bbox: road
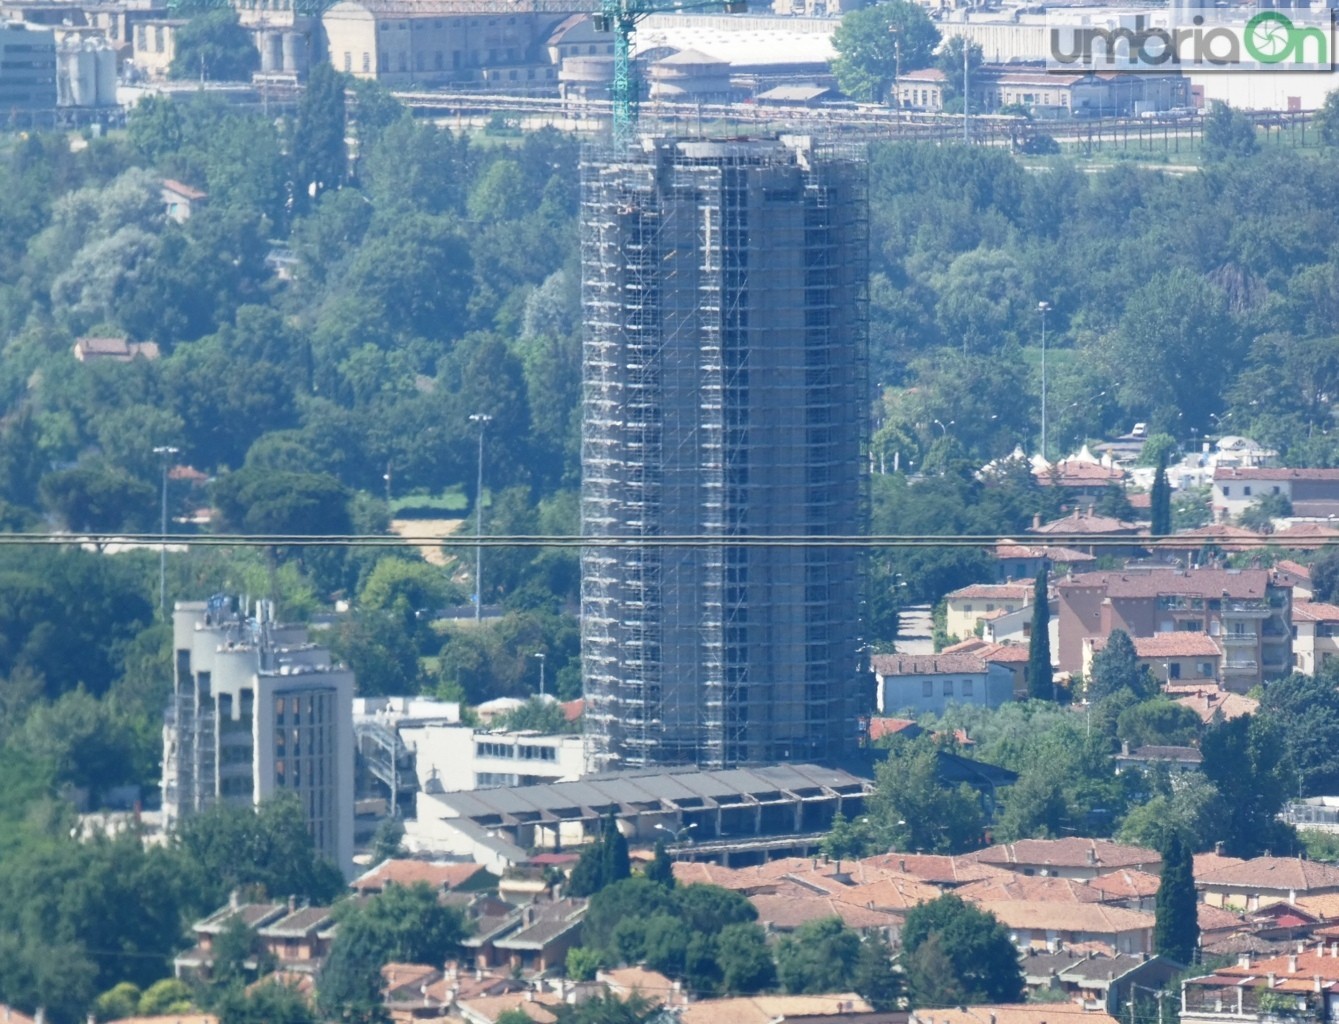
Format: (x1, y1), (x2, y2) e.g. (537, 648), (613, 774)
(897, 604), (935, 656)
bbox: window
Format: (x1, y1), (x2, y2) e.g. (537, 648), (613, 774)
(362, 52), (370, 71)
(922, 680), (933, 697)
(1273, 486), (1280, 495)
(962, 678), (974, 696)
(1244, 486), (1253, 496)
(962, 604), (973, 613)
(343, 51), (351, 71)
(1168, 663), (1181, 679)
(943, 680), (954, 696)
(1199, 661), (1214, 677)
(1223, 487), (1231, 496)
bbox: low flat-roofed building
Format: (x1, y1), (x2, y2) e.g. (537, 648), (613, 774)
(871, 653), (1016, 715)
(409, 763), (872, 873)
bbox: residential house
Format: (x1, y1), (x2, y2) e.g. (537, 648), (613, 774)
(1114, 743), (1203, 775)
(1055, 568), (1292, 691)
(911, 1007), (1117, 1024)
(954, 873), (1105, 906)
(352, 858), (486, 895)
(1197, 857), (1339, 911)
(1292, 601), (1339, 675)
(941, 640), (1035, 699)
(1086, 869), (1161, 912)
(992, 541), (1095, 584)
(860, 852), (1010, 889)
(1180, 945), (1339, 1024)
(1167, 685), (1258, 726)
(597, 967), (685, 1009)
(870, 653), (1016, 714)
(1081, 632), (1222, 686)
(679, 995), (878, 1024)
(1036, 452), (1128, 507)
(1021, 950), (1184, 1011)
(944, 583), (1034, 642)
(1272, 523), (1339, 550)
(490, 898), (586, 974)
(972, 899), (1155, 954)
(1028, 509), (1143, 558)
(750, 892), (904, 937)
(257, 902), (337, 970)
(163, 179), (207, 222)
(174, 897), (324, 979)
(72, 336), (160, 363)
(1214, 468), (1339, 522)
(965, 838), (1161, 881)
(456, 990), (561, 1024)
(1276, 560), (1314, 600)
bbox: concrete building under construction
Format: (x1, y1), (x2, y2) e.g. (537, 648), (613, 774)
(580, 135), (868, 771)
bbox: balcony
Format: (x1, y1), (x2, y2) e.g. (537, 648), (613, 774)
(1220, 632), (1259, 645)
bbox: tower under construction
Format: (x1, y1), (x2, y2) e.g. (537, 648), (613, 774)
(581, 136), (868, 771)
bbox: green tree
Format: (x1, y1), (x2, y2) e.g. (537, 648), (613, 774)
(821, 809), (872, 865)
(1238, 492), (1292, 531)
(291, 62), (347, 213)
(217, 980), (318, 1024)
(1027, 569), (1052, 700)
(935, 36), (984, 108)
(1313, 549), (1339, 604)
(1259, 667), (1339, 796)
(866, 742), (985, 854)
(138, 979), (194, 1015)
(169, 9), (259, 81)
(551, 992), (661, 1024)
(776, 917), (862, 995)
(1088, 630), (1154, 703)
(568, 814), (631, 898)
(716, 922), (776, 995)
(171, 795), (345, 911)
(1154, 832), (1198, 964)
(317, 883), (469, 1023)
(1202, 100), (1259, 162)
(1150, 453), (1172, 536)
(1201, 714), (1296, 858)
(95, 982), (142, 1021)
(854, 933), (902, 1012)
(1317, 88), (1339, 146)
(643, 840), (675, 888)
(900, 895), (1024, 1008)
(830, 1), (939, 102)
(994, 770), (1068, 842)
(565, 947), (603, 982)
(1116, 699), (1201, 751)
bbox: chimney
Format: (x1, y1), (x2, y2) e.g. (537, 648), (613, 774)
(288, 894), (297, 914)
(899, 858), (907, 872)
(34, 1011), (43, 1024)
(1086, 846), (1098, 866)
(229, 889), (240, 911)
(1268, 973), (1277, 988)
(1290, 955), (1298, 973)
(1215, 841), (1225, 856)
(1034, 513), (1042, 529)
(1240, 954), (1253, 969)
(526, 990), (535, 1003)
(1332, 943), (1338, 957)
(1316, 976), (1324, 994)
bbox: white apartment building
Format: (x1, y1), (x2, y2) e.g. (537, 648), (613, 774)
(162, 598), (355, 875)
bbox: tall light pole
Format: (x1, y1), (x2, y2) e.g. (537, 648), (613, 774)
(1037, 301), (1051, 461)
(533, 652), (546, 698)
(654, 821), (698, 861)
(468, 413), (492, 623)
(153, 445), (179, 614)
(889, 26), (901, 122)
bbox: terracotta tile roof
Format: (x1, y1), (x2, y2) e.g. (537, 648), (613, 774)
(1276, 559), (1312, 580)
(1187, 946), (1339, 990)
(1058, 568), (1272, 600)
(559, 698), (584, 722)
(954, 874), (1105, 904)
(1174, 524), (1264, 541)
(972, 899), (1154, 935)
(352, 859), (485, 893)
(0, 1009), (36, 1024)
(861, 852), (1011, 886)
(867, 717), (922, 741)
(981, 643), (1032, 663)
(830, 874), (945, 911)
(382, 962), (440, 1000)
(1087, 869), (1161, 900)
(163, 178), (207, 200)
(1170, 687), (1258, 724)
(1272, 523), (1339, 547)
(1038, 461), (1126, 487)
(1031, 511), (1139, 535)
(107, 1018), (218, 1024)
(1193, 851), (1248, 876)
(1294, 601), (1339, 623)
(1128, 493), (1152, 509)
(967, 838), (1161, 872)
(995, 542), (1096, 563)
(911, 1006), (1119, 1024)
(457, 991), (561, 1024)
(670, 861), (777, 893)
(598, 966), (684, 1006)
(1197, 857), (1339, 893)
(1196, 903), (1246, 935)
(679, 995), (871, 1024)
(870, 653), (989, 676)
(750, 892), (905, 930)
(1090, 632), (1221, 658)
(1215, 467), (1339, 482)
(1295, 893), (1339, 921)
(946, 583), (1034, 601)
(942, 638), (993, 654)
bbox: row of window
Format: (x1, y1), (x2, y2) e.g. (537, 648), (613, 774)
(917, 678), (978, 697)
(475, 742), (558, 761)
(1220, 484), (1282, 498)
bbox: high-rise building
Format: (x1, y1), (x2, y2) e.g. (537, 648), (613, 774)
(581, 136), (868, 770)
(162, 597), (355, 874)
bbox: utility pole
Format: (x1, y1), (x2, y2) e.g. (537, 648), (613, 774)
(468, 413), (492, 623)
(153, 445), (180, 614)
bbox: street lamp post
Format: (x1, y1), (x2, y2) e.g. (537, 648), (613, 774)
(153, 445), (179, 614)
(654, 822), (698, 861)
(1037, 301), (1052, 461)
(534, 652), (546, 698)
(468, 413), (492, 623)
(889, 26), (901, 123)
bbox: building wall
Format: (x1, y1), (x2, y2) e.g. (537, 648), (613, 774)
(1294, 621), (1339, 675)
(0, 23), (56, 112)
(877, 665), (1014, 714)
(162, 600), (355, 875)
(398, 722), (584, 792)
(945, 594), (1028, 642)
(580, 136), (867, 770)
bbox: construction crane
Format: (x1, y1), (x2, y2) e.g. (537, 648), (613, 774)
(164, 0), (746, 143)
(592, 0), (746, 145)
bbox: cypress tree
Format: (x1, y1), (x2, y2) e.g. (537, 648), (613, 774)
(1154, 832), (1199, 964)
(1027, 569), (1053, 700)
(1151, 453), (1172, 536)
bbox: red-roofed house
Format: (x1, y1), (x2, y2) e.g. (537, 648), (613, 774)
(73, 336), (161, 363)
(163, 179), (207, 222)
(1181, 944), (1339, 1024)
(1028, 508), (1143, 557)
(965, 839), (1161, 881)
(870, 653), (1016, 714)
(1082, 632), (1222, 685)
(1197, 858), (1339, 911)
(865, 717), (924, 742)
(1055, 568), (1292, 690)
(1168, 686), (1258, 725)
(1292, 601), (1339, 675)
(992, 540), (1096, 584)
(352, 858), (487, 895)
(945, 583), (1034, 642)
